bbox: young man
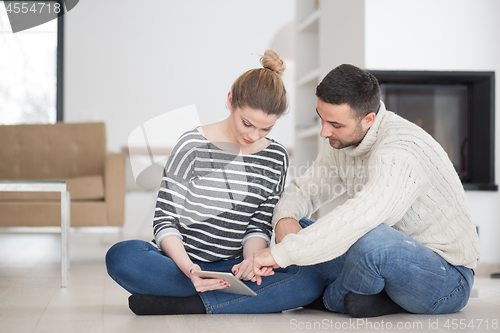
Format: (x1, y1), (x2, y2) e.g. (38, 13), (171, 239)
(253, 64), (479, 318)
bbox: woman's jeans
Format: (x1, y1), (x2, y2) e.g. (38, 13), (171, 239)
(105, 240), (324, 314)
(298, 219), (474, 314)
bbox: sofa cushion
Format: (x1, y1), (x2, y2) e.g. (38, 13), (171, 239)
(0, 175), (105, 201)
(0, 201), (107, 227)
(0, 122), (106, 180)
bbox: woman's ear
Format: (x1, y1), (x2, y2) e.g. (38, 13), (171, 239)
(227, 92), (233, 111)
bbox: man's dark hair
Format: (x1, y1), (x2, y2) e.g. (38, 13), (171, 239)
(316, 64), (381, 118)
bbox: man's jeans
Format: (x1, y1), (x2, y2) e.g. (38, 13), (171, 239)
(105, 240), (324, 314)
(299, 219), (474, 314)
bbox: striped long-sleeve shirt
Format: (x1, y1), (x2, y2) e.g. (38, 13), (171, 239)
(153, 129), (289, 262)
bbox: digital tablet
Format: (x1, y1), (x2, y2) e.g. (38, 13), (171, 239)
(194, 271), (257, 296)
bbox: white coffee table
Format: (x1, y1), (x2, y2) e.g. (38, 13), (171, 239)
(0, 181), (70, 287)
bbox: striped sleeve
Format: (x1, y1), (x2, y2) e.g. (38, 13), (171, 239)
(243, 144), (289, 245)
(153, 130), (201, 245)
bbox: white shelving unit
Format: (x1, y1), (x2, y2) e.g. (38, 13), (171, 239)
(293, 0), (366, 218)
(294, 0), (322, 180)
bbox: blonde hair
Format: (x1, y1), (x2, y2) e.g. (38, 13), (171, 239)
(230, 50), (288, 116)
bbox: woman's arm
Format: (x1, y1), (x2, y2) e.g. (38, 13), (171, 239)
(160, 236), (229, 292)
(160, 236), (195, 277)
(232, 237), (267, 282)
(232, 145), (289, 281)
(243, 237), (268, 259)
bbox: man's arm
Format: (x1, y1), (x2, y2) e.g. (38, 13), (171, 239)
(271, 141), (345, 231)
(269, 156), (426, 268)
(274, 218), (302, 243)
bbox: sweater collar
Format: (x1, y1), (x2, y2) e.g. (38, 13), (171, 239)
(342, 101), (388, 157)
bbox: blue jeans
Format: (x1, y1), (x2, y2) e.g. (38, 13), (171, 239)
(299, 219), (474, 314)
(105, 240), (324, 314)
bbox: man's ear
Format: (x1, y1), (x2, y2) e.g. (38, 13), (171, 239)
(363, 112), (376, 130)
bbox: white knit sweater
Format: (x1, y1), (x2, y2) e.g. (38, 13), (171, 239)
(271, 102), (480, 269)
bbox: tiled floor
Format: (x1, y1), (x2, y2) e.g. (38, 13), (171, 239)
(1, 231), (500, 333)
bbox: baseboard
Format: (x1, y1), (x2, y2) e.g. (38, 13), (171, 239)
(475, 262), (500, 278)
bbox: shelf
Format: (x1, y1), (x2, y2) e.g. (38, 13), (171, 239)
(297, 125), (321, 139)
(293, 0), (321, 172)
(297, 68), (320, 86)
(297, 10), (319, 33)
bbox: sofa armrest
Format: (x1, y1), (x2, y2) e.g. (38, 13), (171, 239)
(104, 153), (126, 226)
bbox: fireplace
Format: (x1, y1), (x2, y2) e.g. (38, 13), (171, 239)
(369, 70), (496, 191)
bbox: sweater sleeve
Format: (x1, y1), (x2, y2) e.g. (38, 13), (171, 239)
(271, 154), (429, 268)
(272, 140), (346, 228)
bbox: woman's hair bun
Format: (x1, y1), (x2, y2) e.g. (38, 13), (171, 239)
(261, 49), (286, 76)
(230, 49), (288, 116)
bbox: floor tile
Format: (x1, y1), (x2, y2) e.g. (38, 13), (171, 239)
(0, 232), (499, 333)
(41, 287), (104, 321)
(102, 314), (167, 333)
(33, 319), (103, 333)
(163, 314), (241, 333)
(0, 319), (40, 333)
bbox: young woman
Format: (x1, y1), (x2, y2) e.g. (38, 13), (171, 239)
(105, 50), (324, 315)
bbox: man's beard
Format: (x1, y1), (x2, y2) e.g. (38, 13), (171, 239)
(328, 122), (366, 149)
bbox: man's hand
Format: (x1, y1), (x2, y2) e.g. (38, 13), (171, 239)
(275, 218), (302, 243)
(253, 248), (280, 285)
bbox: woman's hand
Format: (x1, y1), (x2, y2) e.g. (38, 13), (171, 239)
(160, 237), (229, 293)
(187, 264), (230, 293)
(234, 237), (268, 282)
(232, 258), (256, 282)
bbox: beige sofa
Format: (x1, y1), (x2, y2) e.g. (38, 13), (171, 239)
(0, 122), (125, 227)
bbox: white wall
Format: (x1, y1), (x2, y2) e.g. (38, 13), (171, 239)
(64, 0), (500, 262)
(64, 0), (295, 152)
(365, 0), (500, 262)
(64, 0), (296, 240)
